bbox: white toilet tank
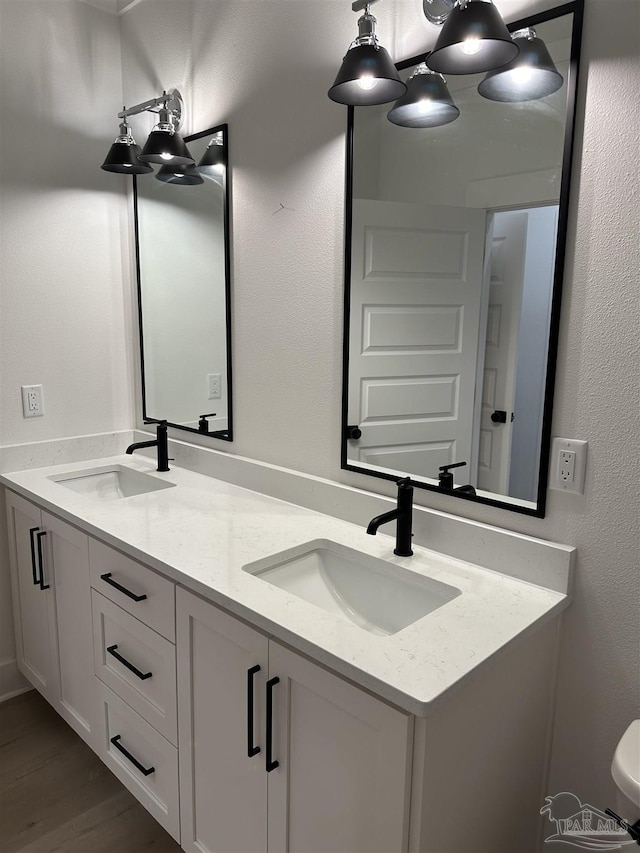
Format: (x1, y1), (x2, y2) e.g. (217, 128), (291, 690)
(612, 719), (640, 822)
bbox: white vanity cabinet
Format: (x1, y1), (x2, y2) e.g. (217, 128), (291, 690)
(5, 491), (98, 748)
(176, 587), (412, 853)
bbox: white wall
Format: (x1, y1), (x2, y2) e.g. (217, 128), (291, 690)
(0, 0), (636, 823)
(0, 0), (133, 688)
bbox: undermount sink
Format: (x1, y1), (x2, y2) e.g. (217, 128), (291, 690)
(243, 539), (460, 636)
(49, 465), (176, 501)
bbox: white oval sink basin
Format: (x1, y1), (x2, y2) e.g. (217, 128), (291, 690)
(243, 539), (461, 636)
(49, 465), (176, 501)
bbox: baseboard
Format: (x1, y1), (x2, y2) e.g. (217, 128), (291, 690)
(0, 659), (31, 703)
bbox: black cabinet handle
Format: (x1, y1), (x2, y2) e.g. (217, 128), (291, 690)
(29, 527), (39, 585)
(107, 644), (152, 681)
(110, 735), (155, 776)
(247, 665), (261, 758)
(266, 676), (280, 772)
(100, 573), (147, 602)
(36, 531), (49, 590)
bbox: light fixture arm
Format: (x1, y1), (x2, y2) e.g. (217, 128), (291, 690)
(351, 0), (380, 11)
(117, 88), (184, 131)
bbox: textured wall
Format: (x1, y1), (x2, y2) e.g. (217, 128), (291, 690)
(0, 0), (132, 679)
(0, 0), (134, 446)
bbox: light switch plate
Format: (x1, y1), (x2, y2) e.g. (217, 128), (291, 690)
(549, 437), (588, 494)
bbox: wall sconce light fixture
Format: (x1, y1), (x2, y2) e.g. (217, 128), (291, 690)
(328, 0), (406, 106)
(101, 89), (194, 174)
(425, 0), (519, 75)
(387, 65), (460, 127)
(477, 28), (564, 101)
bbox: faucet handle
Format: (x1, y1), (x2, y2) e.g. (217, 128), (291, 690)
(396, 476), (413, 488)
(438, 461), (467, 490)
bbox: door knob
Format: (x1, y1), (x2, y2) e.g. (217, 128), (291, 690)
(346, 425), (362, 440)
(491, 410), (507, 424)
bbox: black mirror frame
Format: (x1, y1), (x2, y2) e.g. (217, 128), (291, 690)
(340, 1), (584, 517)
(133, 123), (233, 442)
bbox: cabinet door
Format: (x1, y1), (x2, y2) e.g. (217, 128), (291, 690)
(43, 511), (97, 748)
(5, 491), (57, 700)
(177, 588), (269, 853)
(268, 641), (413, 853)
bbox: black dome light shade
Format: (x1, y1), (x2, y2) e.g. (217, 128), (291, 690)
(478, 28), (564, 102)
(328, 7), (406, 106)
(101, 120), (153, 174)
(197, 132), (227, 176)
(155, 163), (204, 185)
(139, 106), (194, 166)
(427, 0), (520, 75)
(387, 65), (460, 127)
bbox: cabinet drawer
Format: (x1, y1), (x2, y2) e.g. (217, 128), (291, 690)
(92, 590), (177, 745)
(96, 681), (179, 842)
(90, 539), (175, 641)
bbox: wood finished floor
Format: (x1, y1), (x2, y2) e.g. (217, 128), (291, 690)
(0, 690), (182, 852)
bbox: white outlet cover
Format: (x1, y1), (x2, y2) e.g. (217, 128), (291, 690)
(550, 437), (588, 494)
(21, 384), (44, 418)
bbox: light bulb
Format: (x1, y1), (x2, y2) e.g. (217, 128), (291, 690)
(160, 152), (173, 161)
(511, 65), (535, 84)
(357, 74), (378, 91)
(459, 37), (482, 55)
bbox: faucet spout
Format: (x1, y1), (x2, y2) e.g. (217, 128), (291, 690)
(366, 508), (400, 536)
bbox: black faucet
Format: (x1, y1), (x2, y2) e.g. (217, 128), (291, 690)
(198, 412), (217, 433)
(366, 477), (414, 557)
(438, 462), (476, 496)
(126, 420), (172, 472)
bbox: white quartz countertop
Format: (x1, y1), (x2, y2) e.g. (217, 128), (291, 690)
(1, 456), (570, 716)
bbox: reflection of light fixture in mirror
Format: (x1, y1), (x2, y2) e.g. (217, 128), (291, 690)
(478, 28), (564, 102)
(155, 163), (204, 185)
(387, 64), (460, 127)
(101, 88), (194, 173)
(328, 0), (406, 106)
(197, 132), (226, 182)
(101, 117), (153, 174)
(426, 0), (519, 75)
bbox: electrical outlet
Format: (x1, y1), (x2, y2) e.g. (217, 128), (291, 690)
(207, 373), (221, 400)
(550, 437), (587, 494)
(21, 385), (44, 418)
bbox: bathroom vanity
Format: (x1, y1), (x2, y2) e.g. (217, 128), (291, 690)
(2, 457), (573, 852)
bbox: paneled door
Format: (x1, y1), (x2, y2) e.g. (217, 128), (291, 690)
(6, 491), (57, 700)
(477, 211), (527, 494)
(42, 510), (97, 748)
(347, 200), (487, 482)
(267, 640), (412, 853)
(177, 588), (269, 853)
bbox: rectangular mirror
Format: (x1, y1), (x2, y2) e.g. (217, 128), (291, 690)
(342, 2), (583, 516)
(134, 124), (232, 440)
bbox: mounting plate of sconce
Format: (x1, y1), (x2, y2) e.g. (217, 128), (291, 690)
(423, 0), (457, 25)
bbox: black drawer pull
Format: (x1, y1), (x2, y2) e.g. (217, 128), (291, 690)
(36, 531), (49, 590)
(100, 573), (147, 602)
(110, 735), (155, 776)
(29, 527), (39, 585)
(266, 676), (280, 772)
(107, 644), (152, 680)
(247, 665), (261, 758)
